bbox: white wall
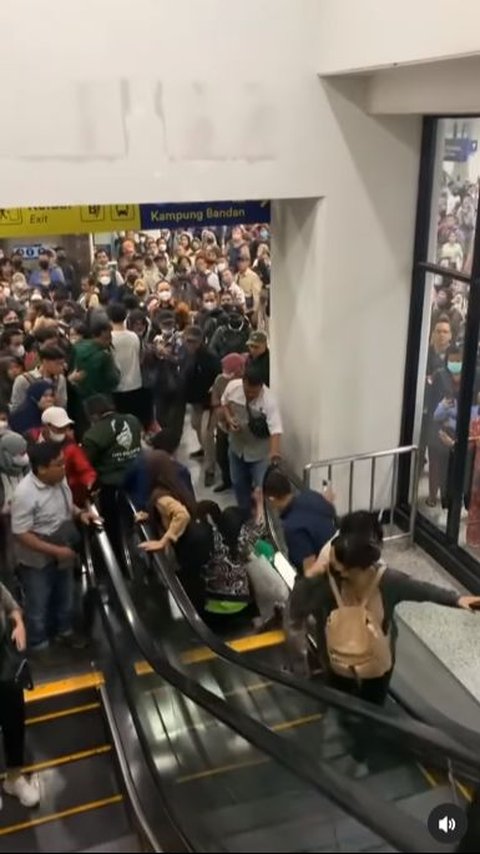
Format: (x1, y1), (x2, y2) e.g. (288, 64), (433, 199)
(318, 0), (480, 75)
(0, 1), (424, 471)
(271, 78), (421, 475)
(0, 0), (323, 207)
(368, 57), (480, 114)
(271, 199), (325, 469)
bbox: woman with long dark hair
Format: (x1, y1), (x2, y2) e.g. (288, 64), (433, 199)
(139, 451), (213, 605)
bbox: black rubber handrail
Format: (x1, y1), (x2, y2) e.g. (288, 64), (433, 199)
(83, 525), (190, 852)
(121, 492), (480, 780)
(93, 505), (440, 854)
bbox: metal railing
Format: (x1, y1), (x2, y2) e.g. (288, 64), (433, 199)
(303, 445), (419, 545)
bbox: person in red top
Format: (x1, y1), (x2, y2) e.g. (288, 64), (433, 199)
(28, 406), (96, 506)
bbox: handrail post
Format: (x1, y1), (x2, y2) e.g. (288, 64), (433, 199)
(369, 457), (376, 512)
(409, 447), (420, 546)
(348, 461), (354, 512)
(390, 454), (399, 535)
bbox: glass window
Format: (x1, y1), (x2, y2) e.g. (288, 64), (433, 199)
(429, 118), (480, 274)
(416, 274), (469, 532)
(460, 338), (480, 557)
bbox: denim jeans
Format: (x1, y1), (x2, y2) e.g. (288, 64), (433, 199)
(228, 450), (268, 518)
(18, 562), (74, 649)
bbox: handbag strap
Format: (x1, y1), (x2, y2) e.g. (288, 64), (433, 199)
(327, 570), (344, 608)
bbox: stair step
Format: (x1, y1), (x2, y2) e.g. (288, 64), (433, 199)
(0, 751), (123, 853)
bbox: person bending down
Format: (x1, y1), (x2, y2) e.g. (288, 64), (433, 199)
(290, 510), (480, 706)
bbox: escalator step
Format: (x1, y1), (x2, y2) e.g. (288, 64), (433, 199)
(22, 708), (109, 766)
(0, 750), (124, 853)
(25, 687), (100, 718)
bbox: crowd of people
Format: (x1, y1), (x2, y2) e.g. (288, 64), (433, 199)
(421, 172), (480, 544)
(0, 223), (277, 809)
(1, 218), (480, 816)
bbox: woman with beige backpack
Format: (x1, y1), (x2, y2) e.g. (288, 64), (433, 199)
(290, 511), (480, 706)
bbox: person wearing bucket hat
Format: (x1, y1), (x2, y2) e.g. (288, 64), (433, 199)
(28, 407), (96, 507)
(246, 330), (269, 386)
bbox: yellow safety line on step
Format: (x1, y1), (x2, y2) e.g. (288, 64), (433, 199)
(272, 712), (324, 733)
(176, 711), (324, 783)
(26, 701), (101, 726)
(135, 629), (286, 674)
(0, 745), (112, 779)
(25, 671), (104, 703)
(177, 756), (269, 784)
(0, 794), (123, 837)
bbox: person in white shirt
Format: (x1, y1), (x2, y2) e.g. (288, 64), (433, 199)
(221, 363), (282, 518)
(107, 303), (150, 428)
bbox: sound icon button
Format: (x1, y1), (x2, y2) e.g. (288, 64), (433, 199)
(428, 803), (467, 844)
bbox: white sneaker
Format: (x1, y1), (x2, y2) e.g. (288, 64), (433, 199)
(4, 775), (40, 807)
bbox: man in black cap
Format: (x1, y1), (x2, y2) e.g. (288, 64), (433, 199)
(246, 330), (270, 386)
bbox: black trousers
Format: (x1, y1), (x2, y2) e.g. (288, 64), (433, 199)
(216, 429), (231, 486)
(114, 388), (152, 429)
(329, 669), (392, 706)
(154, 396), (186, 448)
(329, 669), (393, 763)
(0, 681), (25, 768)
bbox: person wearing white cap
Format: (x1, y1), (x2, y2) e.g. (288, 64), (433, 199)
(28, 407), (96, 507)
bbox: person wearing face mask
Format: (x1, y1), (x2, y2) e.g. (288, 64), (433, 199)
(156, 280), (176, 311)
(0, 328), (25, 362)
(209, 306), (251, 360)
(426, 344), (464, 507)
(0, 430), (30, 586)
(197, 289), (227, 347)
(29, 250), (65, 289)
(28, 407), (96, 507)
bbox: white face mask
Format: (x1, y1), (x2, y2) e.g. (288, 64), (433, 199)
(12, 345), (25, 358)
(159, 290), (172, 302)
(203, 301), (216, 312)
(0, 419), (9, 430)
(12, 453), (29, 467)
(99, 275), (111, 286)
(50, 432), (66, 443)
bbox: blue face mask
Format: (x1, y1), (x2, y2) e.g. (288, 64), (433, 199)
(448, 361), (462, 375)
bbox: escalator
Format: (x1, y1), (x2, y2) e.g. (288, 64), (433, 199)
(0, 672), (136, 852)
(109, 496), (480, 851)
(90, 510), (470, 853)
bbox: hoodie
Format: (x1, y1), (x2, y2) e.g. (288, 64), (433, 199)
(73, 339), (120, 400)
(82, 412), (142, 486)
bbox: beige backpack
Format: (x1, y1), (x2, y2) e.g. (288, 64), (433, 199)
(325, 566), (392, 680)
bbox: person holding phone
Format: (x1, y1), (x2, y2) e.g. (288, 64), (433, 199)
(0, 582), (40, 808)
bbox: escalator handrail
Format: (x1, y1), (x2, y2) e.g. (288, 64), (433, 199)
(123, 493), (480, 777)
(83, 525), (184, 852)
(91, 506), (440, 854)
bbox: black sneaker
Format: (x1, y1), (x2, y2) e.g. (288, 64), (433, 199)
(213, 482), (231, 493)
(55, 632), (89, 650)
(204, 470), (215, 488)
(190, 449), (205, 460)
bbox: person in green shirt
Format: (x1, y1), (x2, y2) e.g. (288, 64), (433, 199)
(71, 317), (120, 402)
(82, 394), (142, 557)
